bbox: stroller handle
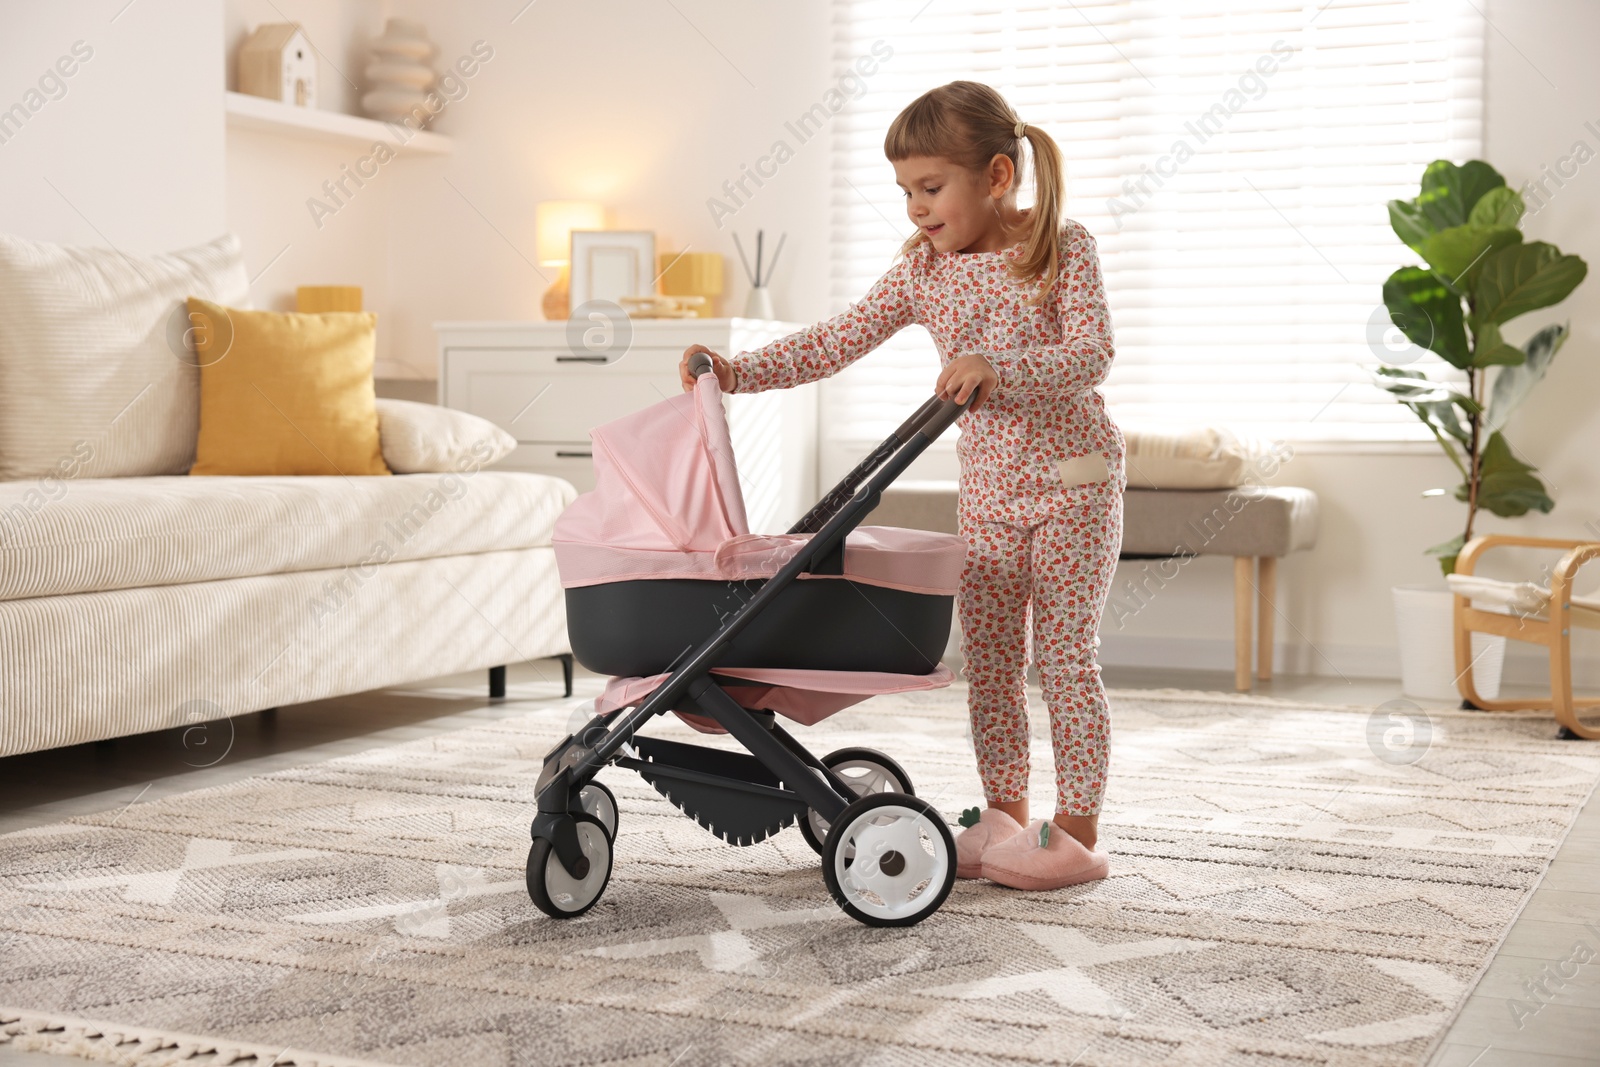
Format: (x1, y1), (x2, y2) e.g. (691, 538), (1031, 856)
(892, 393), (972, 444)
(920, 394), (971, 441)
(688, 352), (715, 378)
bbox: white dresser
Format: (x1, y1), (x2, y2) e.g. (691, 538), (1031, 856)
(436, 318), (818, 533)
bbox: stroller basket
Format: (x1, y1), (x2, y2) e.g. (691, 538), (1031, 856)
(528, 355), (971, 928)
(567, 575), (953, 677)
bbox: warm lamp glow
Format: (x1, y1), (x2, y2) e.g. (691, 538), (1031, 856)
(536, 200), (605, 266)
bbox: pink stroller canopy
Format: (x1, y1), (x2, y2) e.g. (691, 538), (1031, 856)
(558, 375), (750, 554)
(553, 376), (966, 593)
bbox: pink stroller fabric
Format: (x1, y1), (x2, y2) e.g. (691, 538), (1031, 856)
(553, 375), (965, 734)
(552, 376), (966, 594)
(596, 665), (956, 735)
(555, 375), (750, 567)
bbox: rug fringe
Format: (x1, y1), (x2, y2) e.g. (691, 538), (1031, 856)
(0, 1006), (398, 1067)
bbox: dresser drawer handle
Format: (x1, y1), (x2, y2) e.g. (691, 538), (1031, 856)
(555, 355), (610, 363)
(553, 449), (593, 458)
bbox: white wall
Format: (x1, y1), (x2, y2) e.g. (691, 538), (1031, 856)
(377, 0), (834, 379)
(0, 0), (225, 251)
(219, 0), (834, 379)
(224, 0), (401, 362)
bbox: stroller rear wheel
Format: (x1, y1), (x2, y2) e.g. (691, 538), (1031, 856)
(798, 748), (913, 855)
(527, 814), (613, 919)
(578, 781), (619, 840)
(822, 793), (955, 927)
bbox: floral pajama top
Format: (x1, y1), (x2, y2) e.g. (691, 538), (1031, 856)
(729, 217), (1126, 526)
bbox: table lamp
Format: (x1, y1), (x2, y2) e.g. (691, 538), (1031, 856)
(537, 200), (605, 320)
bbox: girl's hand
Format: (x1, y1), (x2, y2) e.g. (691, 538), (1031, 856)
(936, 354), (998, 410)
(680, 344), (738, 392)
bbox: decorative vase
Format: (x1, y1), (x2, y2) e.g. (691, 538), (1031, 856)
(362, 18), (437, 125)
(742, 286), (775, 320)
(1392, 586), (1505, 702)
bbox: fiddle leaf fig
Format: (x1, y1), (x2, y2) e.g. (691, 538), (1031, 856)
(1388, 198), (1433, 250)
(1473, 241), (1589, 326)
(1485, 323), (1568, 432)
(1468, 186), (1526, 229)
(1383, 267), (1470, 367)
(1373, 366), (1469, 477)
(1379, 159), (1584, 576)
(1416, 159), (1506, 230)
(1468, 321), (1526, 369)
(1425, 534), (1467, 577)
(1418, 226), (1522, 292)
(1454, 432), (1554, 519)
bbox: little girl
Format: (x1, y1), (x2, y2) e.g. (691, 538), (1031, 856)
(679, 80), (1125, 891)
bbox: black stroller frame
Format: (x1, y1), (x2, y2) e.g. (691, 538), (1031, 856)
(527, 356), (969, 927)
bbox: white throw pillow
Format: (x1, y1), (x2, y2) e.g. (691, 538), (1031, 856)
(1121, 424), (1271, 490)
(375, 398), (516, 474)
(0, 231), (249, 480)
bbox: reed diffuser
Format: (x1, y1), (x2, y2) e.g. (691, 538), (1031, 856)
(733, 228), (785, 320)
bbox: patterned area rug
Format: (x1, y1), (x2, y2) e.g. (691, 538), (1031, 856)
(2, 687), (1596, 1067)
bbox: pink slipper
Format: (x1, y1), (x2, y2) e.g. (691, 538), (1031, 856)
(981, 820), (1109, 890)
(954, 808), (1026, 879)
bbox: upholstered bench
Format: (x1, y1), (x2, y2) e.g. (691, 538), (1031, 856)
(865, 476), (1319, 691)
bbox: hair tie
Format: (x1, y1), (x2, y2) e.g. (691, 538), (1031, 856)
(1014, 120), (1027, 138)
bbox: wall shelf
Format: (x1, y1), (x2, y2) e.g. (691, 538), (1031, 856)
(224, 91), (452, 156)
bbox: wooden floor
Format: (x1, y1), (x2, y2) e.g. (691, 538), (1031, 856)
(1, 662), (1596, 1066)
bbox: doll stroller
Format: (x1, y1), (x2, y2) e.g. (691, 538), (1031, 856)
(529, 354), (970, 927)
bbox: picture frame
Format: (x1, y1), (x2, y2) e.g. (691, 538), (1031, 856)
(568, 230), (656, 310)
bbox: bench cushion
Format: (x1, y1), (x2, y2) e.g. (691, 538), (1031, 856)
(866, 481), (1318, 558)
(0, 472), (576, 602)
(1121, 486), (1318, 558)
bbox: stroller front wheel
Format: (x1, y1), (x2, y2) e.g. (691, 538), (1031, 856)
(822, 793), (955, 927)
(799, 748), (914, 855)
(527, 814), (613, 919)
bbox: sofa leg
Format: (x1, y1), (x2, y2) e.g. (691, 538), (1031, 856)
(558, 653), (574, 697)
(1233, 557), (1253, 691)
(489, 665), (507, 700)
(1256, 556), (1276, 682)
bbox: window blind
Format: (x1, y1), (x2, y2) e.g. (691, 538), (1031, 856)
(823, 0), (1484, 448)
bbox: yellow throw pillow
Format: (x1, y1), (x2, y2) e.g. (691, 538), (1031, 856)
(187, 298), (390, 477)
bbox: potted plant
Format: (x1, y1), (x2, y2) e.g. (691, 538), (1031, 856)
(1376, 159), (1587, 701)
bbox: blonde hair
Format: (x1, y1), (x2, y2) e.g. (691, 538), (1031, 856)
(883, 80), (1066, 307)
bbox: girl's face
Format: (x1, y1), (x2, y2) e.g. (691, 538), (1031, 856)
(893, 153), (1019, 254)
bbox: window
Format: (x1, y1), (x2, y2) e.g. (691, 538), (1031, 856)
(824, 0), (1484, 451)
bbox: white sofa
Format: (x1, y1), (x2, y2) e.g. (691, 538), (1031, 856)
(0, 231), (576, 757)
(0, 469), (577, 757)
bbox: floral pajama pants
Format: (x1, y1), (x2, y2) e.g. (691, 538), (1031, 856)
(957, 491), (1123, 817)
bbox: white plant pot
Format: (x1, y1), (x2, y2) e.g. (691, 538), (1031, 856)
(1392, 586), (1504, 702)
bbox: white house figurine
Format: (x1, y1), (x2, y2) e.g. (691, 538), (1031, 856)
(238, 23), (316, 108)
